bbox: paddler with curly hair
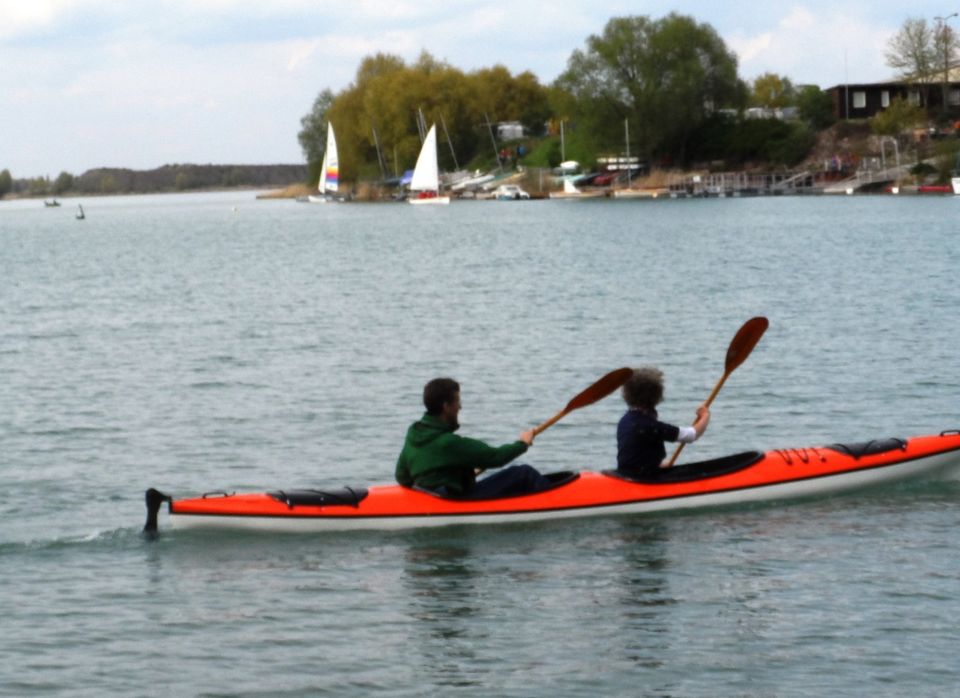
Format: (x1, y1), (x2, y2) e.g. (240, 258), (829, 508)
(617, 366), (710, 478)
(396, 377), (549, 498)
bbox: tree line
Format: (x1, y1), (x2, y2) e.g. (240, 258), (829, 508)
(0, 164), (308, 199)
(298, 13), (840, 184)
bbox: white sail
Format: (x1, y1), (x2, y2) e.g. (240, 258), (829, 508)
(410, 124), (440, 192)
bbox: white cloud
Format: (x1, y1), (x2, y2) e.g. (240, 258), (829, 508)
(0, 0), (61, 39)
(730, 5), (896, 86)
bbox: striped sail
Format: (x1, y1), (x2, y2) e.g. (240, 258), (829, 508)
(320, 122), (339, 193)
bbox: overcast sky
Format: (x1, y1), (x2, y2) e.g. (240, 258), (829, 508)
(0, 1), (951, 176)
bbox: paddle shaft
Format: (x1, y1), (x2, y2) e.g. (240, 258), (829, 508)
(533, 409), (567, 436)
(666, 317), (768, 467)
(532, 367), (632, 437)
(475, 368), (631, 476)
(665, 372), (727, 466)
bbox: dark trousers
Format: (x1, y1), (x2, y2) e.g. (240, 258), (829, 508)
(469, 464), (550, 499)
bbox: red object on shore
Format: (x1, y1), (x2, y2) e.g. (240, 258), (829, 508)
(917, 185), (953, 194)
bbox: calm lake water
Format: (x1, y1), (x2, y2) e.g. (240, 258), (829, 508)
(2, 191), (959, 696)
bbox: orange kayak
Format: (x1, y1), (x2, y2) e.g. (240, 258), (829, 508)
(145, 431), (960, 533)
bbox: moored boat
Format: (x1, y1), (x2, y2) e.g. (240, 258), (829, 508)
(307, 122), (340, 203)
(408, 124), (449, 205)
(146, 430), (960, 533)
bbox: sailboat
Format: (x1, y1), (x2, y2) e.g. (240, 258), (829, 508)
(409, 124), (450, 205)
(308, 123), (339, 203)
(549, 176), (605, 200)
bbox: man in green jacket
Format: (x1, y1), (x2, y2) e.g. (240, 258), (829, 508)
(396, 377), (550, 498)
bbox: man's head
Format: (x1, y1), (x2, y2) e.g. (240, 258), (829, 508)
(621, 366), (665, 410)
(423, 377), (461, 426)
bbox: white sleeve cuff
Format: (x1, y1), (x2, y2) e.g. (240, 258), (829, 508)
(677, 426), (698, 444)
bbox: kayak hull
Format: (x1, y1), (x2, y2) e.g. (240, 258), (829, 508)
(155, 432), (960, 533)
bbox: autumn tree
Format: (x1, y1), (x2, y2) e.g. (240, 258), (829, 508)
(299, 52), (551, 181)
(751, 73), (795, 109)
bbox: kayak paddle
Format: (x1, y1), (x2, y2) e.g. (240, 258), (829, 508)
(666, 316), (769, 466)
(533, 367), (634, 436)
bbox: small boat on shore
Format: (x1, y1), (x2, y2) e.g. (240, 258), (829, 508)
(145, 430), (960, 533)
(549, 177), (605, 200)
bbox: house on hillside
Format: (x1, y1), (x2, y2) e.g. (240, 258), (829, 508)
(826, 80), (960, 120)
(497, 121), (525, 140)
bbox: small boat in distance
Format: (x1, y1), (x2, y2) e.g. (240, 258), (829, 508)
(549, 177), (605, 200)
(76, 204), (85, 220)
(409, 124), (450, 205)
(44, 199), (60, 207)
(308, 122), (339, 203)
(494, 184), (530, 200)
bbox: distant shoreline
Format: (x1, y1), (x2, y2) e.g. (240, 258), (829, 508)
(1, 163), (309, 201)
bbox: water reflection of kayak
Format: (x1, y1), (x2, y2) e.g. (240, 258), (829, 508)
(145, 431), (960, 533)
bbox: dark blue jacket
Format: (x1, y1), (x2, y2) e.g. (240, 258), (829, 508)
(617, 408), (680, 476)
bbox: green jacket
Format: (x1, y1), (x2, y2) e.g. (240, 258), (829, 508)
(395, 413), (528, 495)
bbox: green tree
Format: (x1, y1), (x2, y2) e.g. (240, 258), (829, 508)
(0, 169), (12, 197)
(28, 177), (50, 196)
(871, 96), (925, 136)
(796, 85), (836, 129)
(53, 171), (74, 195)
(751, 72), (795, 109)
(298, 87), (336, 176)
(556, 13), (747, 164)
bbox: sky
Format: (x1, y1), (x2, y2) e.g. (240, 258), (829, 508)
(0, 0), (952, 176)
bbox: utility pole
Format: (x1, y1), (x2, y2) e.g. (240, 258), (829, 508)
(624, 118), (631, 187)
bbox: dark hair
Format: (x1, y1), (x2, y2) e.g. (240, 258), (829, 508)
(423, 377), (460, 415)
(621, 367), (664, 409)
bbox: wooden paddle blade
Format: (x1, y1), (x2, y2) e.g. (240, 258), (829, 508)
(533, 367), (633, 436)
(564, 367), (634, 412)
(724, 316), (768, 374)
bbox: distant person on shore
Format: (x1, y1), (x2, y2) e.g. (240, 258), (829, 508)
(396, 377), (550, 498)
(617, 367), (710, 478)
